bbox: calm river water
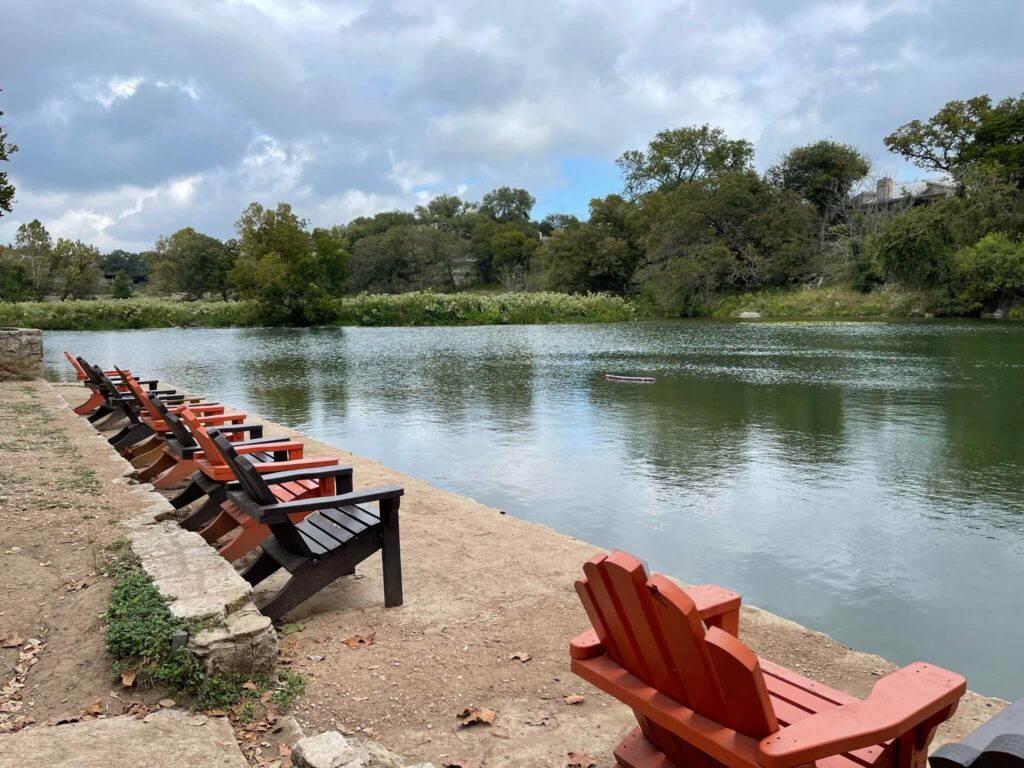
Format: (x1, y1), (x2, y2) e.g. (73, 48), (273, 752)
(44, 320), (1024, 699)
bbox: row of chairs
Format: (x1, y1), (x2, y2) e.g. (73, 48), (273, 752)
(63, 354), (1018, 768)
(66, 353), (404, 620)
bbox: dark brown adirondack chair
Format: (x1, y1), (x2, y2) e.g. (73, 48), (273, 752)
(570, 551), (966, 768)
(64, 352), (147, 415)
(212, 432), (403, 619)
(77, 359), (185, 426)
(931, 698), (1024, 768)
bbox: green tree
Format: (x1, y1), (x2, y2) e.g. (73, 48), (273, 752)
(0, 248), (31, 301)
(617, 124), (754, 198)
(536, 223), (636, 294)
(768, 140), (871, 241)
(348, 225), (470, 293)
(537, 213), (581, 236)
(480, 187), (535, 223)
(147, 228), (233, 299)
(0, 90), (17, 216)
(230, 202), (344, 323)
(952, 232), (1024, 313)
(110, 271), (133, 299)
(870, 203), (956, 288)
(13, 219), (54, 300)
(414, 195), (479, 239)
(344, 211), (417, 249)
(101, 249), (149, 283)
(884, 93), (1024, 184)
(52, 238), (102, 300)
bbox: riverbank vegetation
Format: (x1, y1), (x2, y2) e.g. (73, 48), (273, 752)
(0, 291), (634, 329)
(1, 90), (1022, 325)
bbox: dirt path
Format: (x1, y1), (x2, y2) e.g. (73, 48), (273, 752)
(4, 379), (1007, 768)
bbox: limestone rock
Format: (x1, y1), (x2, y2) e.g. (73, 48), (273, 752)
(738, 311), (762, 319)
(0, 328), (43, 381)
(292, 731), (369, 768)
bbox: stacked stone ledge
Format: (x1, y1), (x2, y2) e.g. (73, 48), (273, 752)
(0, 327), (43, 380)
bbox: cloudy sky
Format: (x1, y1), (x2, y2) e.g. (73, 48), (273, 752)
(1, 0), (1022, 251)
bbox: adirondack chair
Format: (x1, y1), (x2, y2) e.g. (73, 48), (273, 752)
(64, 352), (151, 415)
(110, 369), (246, 457)
(76, 359), (185, 424)
(134, 398), (286, 488)
(570, 551), (966, 768)
(930, 698), (1024, 768)
(168, 407), (339, 530)
(213, 432), (404, 619)
(195, 428), (346, 562)
(81, 363), (199, 444)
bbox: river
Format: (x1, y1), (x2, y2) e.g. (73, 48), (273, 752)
(44, 320), (1024, 699)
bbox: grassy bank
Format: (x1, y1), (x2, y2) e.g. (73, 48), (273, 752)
(0, 291), (635, 330)
(709, 286), (955, 319)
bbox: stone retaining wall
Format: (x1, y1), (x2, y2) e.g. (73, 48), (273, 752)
(0, 327), (43, 380)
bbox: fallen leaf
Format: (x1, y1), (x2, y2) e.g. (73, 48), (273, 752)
(49, 712), (82, 726)
(342, 632), (376, 648)
(509, 652), (532, 663)
(457, 706), (497, 727)
(526, 715), (550, 727)
(567, 752), (596, 768)
(158, 698), (176, 708)
(564, 694), (585, 705)
(85, 698), (103, 716)
(259, 691), (273, 704)
(64, 577), (97, 593)
(278, 744), (291, 757)
(279, 622), (305, 636)
(208, 708), (229, 717)
(120, 669), (137, 688)
(0, 631), (24, 648)
(242, 680), (258, 690)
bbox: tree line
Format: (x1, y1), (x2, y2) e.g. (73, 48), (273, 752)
(1, 90), (1022, 322)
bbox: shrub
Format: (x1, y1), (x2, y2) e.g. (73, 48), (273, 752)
(952, 232), (1024, 313)
(871, 204), (956, 288)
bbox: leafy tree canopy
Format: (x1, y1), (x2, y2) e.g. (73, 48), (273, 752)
(0, 90), (17, 216)
(617, 124), (754, 198)
(480, 186), (535, 223)
(768, 140), (871, 216)
(884, 93), (1024, 183)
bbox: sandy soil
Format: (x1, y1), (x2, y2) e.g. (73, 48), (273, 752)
(8, 380), (1007, 768)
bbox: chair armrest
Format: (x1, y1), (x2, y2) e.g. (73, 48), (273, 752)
(216, 424), (265, 439)
(193, 411), (246, 424)
(256, 485), (403, 523)
(688, 584), (742, 636)
(757, 663), (966, 768)
(172, 403), (223, 414)
(255, 461), (347, 482)
(234, 440), (304, 457)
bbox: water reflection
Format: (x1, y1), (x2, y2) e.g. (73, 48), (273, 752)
(44, 320), (1024, 698)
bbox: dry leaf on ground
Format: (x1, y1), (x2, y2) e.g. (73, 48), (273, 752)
(0, 631), (24, 648)
(85, 698), (102, 716)
(564, 694), (585, 705)
(158, 698), (176, 708)
(567, 752), (596, 768)
(120, 669), (136, 688)
(457, 706), (497, 727)
(342, 632), (376, 648)
(508, 652), (531, 662)
(526, 715), (550, 727)
(49, 712), (81, 726)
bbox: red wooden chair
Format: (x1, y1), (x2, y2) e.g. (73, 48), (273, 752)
(570, 551), (966, 768)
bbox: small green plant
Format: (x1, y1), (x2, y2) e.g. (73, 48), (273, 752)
(103, 556), (306, 713)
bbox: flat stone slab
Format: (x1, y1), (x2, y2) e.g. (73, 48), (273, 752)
(0, 710), (248, 768)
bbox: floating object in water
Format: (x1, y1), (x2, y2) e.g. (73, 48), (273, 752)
(604, 374), (655, 384)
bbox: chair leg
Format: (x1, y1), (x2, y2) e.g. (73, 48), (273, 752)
(136, 450), (174, 481)
(151, 459), (194, 490)
(170, 477), (210, 511)
(110, 423), (152, 452)
(241, 549), (280, 587)
(257, 559), (340, 621)
(128, 437), (165, 466)
(73, 391), (105, 415)
(177, 490), (225, 529)
(87, 405), (116, 423)
(216, 525), (268, 562)
(197, 510), (240, 545)
(380, 500), (403, 608)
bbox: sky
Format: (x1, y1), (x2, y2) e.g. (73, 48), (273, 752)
(1, 0), (1022, 252)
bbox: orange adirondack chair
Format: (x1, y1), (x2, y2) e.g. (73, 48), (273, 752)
(570, 551), (966, 768)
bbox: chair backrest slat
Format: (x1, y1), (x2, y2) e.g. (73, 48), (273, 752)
(114, 368), (162, 422)
(152, 398), (196, 448)
(64, 351), (87, 379)
(575, 552), (779, 748)
(179, 408), (220, 459)
(209, 431), (276, 505)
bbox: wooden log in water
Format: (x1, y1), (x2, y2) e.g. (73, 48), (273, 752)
(604, 374), (656, 384)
